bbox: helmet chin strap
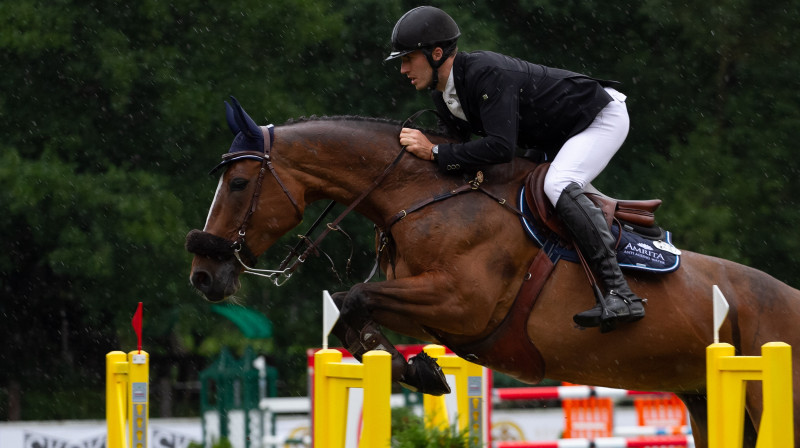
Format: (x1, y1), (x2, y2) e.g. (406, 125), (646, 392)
(423, 43), (457, 90)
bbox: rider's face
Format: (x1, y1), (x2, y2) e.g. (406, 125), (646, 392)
(400, 51), (433, 91)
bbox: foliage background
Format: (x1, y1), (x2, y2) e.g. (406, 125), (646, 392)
(1, 0), (798, 419)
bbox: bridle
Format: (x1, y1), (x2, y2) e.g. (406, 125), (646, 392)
(202, 110), (454, 287)
(209, 120), (409, 286)
(206, 124), (305, 285)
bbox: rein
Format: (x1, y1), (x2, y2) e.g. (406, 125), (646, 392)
(226, 109), (522, 286)
(230, 113), (420, 285)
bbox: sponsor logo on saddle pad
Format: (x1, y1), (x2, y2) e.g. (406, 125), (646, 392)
(615, 225), (680, 273)
(625, 242), (665, 263)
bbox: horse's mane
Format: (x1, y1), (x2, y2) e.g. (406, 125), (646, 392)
(284, 115), (400, 126)
(282, 115), (452, 138)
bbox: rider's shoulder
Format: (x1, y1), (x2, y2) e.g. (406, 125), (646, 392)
(459, 50), (539, 76)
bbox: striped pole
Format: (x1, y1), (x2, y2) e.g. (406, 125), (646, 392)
(494, 386), (675, 402)
(496, 435), (694, 448)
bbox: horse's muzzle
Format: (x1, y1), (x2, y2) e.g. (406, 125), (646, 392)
(185, 229), (236, 261)
(185, 229), (258, 266)
(186, 229), (249, 301)
(189, 262), (242, 302)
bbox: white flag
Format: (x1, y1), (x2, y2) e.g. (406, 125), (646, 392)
(712, 285), (729, 343)
(322, 290), (341, 349)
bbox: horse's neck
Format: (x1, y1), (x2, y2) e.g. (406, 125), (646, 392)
(281, 121), (412, 221)
(280, 120), (534, 225)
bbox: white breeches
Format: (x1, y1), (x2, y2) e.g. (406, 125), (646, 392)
(544, 88), (630, 206)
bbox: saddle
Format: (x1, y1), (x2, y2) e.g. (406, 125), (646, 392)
(525, 164), (663, 242)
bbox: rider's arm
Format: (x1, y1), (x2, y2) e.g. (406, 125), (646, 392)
(433, 66), (520, 172)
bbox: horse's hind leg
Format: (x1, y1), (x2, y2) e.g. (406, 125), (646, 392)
(328, 291), (451, 396)
(678, 393), (708, 448)
(678, 392), (759, 448)
(742, 418), (758, 448)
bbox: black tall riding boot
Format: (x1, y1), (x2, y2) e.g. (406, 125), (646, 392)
(555, 182), (645, 332)
(330, 318), (451, 395)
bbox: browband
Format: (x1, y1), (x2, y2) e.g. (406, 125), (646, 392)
(208, 125), (275, 175)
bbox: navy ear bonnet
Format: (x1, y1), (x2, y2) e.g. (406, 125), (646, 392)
(210, 96), (274, 175)
(226, 96), (265, 153)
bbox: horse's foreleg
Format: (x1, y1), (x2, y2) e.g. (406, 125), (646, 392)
(329, 292), (402, 364)
(329, 291), (451, 396)
(340, 273), (497, 336)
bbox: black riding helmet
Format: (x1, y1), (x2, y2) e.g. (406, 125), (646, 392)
(385, 6), (460, 88)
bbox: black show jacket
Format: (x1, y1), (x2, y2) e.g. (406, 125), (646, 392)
(432, 51), (617, 172)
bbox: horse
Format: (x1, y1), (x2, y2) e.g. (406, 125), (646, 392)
(186, 98), (800, 447)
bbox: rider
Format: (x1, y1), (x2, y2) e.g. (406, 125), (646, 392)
(388, 6), (645, 331)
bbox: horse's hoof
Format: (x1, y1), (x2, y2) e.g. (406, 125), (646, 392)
(399, 352), (451, 396)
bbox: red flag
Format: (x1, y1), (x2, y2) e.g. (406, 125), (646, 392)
(132, 302), (143, 353)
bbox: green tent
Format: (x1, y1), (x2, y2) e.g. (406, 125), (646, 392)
(210, 303), (273, 339)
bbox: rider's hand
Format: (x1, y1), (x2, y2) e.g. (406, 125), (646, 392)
(399, 128), (435, 161)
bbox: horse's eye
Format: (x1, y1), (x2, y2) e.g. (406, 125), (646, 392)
(229, 177), (249, 191)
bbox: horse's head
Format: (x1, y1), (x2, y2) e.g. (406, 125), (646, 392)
(186, 97), (304, 302)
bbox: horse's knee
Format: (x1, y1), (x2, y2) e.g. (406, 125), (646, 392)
(339, 284), (372, 326)
(330, 291), (347, 309)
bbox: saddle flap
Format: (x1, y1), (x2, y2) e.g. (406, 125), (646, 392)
(525, 163), (661, 234)
(524, 165), (571, 241)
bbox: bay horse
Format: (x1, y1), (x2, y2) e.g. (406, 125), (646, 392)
(186, 98), (800, 447)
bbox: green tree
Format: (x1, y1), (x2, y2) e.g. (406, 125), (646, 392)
(1, 0), (798, 420)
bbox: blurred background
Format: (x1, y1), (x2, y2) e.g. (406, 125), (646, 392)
(1, 0), (798, 421)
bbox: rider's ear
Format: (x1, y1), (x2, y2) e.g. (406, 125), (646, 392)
(432, 47), (444, 62)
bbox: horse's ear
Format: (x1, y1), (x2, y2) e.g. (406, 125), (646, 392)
(228, 96), (262, 139)
(225, 100), (240, 135)
(224, 96), (266, 154)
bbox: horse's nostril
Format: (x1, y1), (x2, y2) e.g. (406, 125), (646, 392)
(191, 269), (212, 292)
